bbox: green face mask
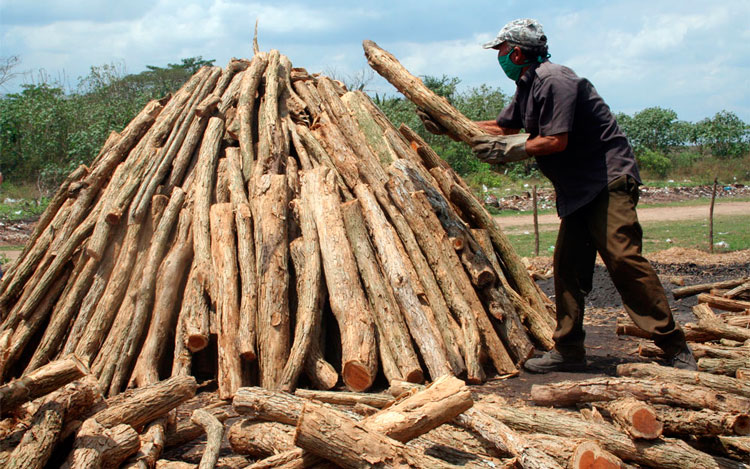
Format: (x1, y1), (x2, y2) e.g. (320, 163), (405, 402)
(498, 50), (529, 82)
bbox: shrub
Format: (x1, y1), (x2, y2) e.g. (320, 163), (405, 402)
(637, 149), (672, 178)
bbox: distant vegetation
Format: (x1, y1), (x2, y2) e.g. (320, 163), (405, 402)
(1, 57), (748, 201)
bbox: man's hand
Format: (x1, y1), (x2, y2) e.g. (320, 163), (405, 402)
(471, 134), (531, 164)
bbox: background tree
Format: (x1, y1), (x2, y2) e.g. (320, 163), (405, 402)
(695, 110), (749, 158)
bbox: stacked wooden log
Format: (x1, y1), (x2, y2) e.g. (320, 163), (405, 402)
(0, 46), (555, 407)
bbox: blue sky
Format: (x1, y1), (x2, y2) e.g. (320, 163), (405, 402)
(1, 0), (749, 122)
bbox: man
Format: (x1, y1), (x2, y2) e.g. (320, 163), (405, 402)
(421, 19), (697, 372)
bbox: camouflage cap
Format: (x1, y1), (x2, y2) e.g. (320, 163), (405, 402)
(483, 18), (547, 49)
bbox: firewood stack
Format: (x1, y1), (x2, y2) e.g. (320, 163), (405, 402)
(0, 45), (557, 408)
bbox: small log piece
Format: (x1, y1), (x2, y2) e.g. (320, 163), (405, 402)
(294, 401), (459, 469)
(294, 389), (394, 409)
(569, 441), (627, 469)
(91, 375), (197, 429)
(673, 277), (749, 299)
(531, 376), (750, 413)
(0, 355), (88, 417)
(653, 405), (750, 437)
(699, 357), (750, 376)
(191, 409), (224, 469)
(600, 398), (663, 440)
(227, 418), (296, 457)
(62, 420), (140, 469)
(616, 362), (750, 398)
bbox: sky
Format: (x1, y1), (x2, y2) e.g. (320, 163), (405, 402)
(1, 0), (749, 122)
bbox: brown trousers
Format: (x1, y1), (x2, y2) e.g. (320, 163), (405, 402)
(552, 175), (685, 357)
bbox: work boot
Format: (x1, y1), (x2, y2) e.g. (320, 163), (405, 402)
(667, 343), (698, 371)
(523, 349), (587, 374)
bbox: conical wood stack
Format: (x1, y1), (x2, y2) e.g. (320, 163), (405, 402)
(0, 48), (554, 399)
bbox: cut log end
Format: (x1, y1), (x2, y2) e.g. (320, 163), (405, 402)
(734, 415), (750, 436)
(342, 361), (375, 392)
(631, 407), (663, 439)
(403, 369), (425, 384)
(571, 441), (625, 469)
(187, 335), (209, 353)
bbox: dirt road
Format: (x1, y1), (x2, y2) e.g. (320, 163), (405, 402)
(495, 200), (750, 233)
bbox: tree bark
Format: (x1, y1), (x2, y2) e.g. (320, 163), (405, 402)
(616, 362), (750, 398)
(449, 182), (554, 345)
(253, 173), (291, 389)
(531, 376), (750, 413)
(0, 355), (88, 417)
(279, 198), (325, 392)
(6, 376), (100, 469)
(228, 418), (296, 457)
(191, 408), (224, 469)
(112, 187), (186, 393)
(62, 420), (140, 469)
(238, 53), (269, 182)
(653, 405), (750, 437)
(353, 183), (453, 380)
(210, 202), (245, 398)
(341, 199), (423, 384)
(294, 401), (460, 469)
(302, 168), (377, 391)
(131, 208), (193, 387)
(405, 188), (518, 376)
(362, 40), (482, 144)
(223, 148), (258, 361)
(91, 375), (197, 429)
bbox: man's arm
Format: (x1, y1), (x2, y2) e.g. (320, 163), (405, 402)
(475, 120), (520, 136)
(526, 133), (568, 156)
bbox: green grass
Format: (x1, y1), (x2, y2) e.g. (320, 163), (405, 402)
(506, 214), (750, 258)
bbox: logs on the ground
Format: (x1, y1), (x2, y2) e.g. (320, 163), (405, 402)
(531, 376), (750, 412)
(0, 355), (88, 417)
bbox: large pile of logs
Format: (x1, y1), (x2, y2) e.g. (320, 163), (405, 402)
(0, 44), (554, 404)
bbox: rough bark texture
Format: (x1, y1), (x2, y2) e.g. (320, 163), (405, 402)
(294, 401), (459, 469)
(228, 418), (296, 457)
(210, 202), (244, 398)
(480, 400), (744, 469)
(616, 362), (750, 398)
(279, 196), (325, 392)
(254, 173), (291, 389)
(302, 168), (377, 391)
(531, 376), (750, 413)
(341, 199), (423, 384)
(0, 355), (88, 416)
(362, 40), (482, 144)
